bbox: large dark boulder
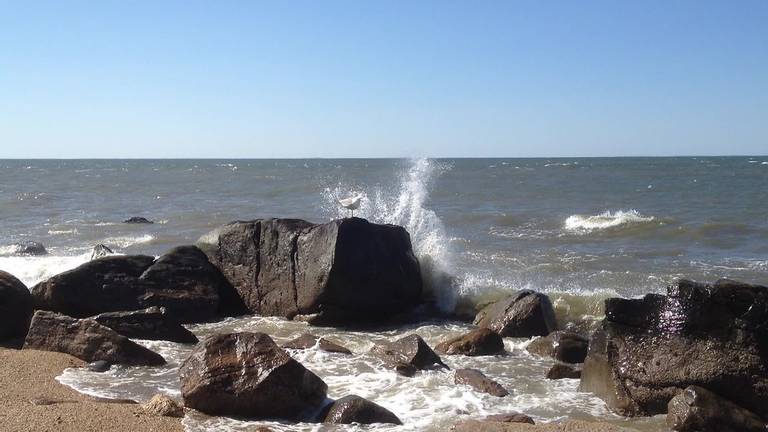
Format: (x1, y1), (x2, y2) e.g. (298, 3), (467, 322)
(196, 217), (423, 325)
(526, 331), (588, 364)
(179, 332), (327, 420)
(370, 334), (448, 376)
(435, 327), (505, 356)
(474, 290), (557, 337)
(23, 311), (166, 366)
(31, 247), (244, 323)
(667, 386), (766, 432)
(319, 395), (402, 425)
(0, 271), (34, 342)
(579, 279), (768, 418)
(454, 368), (509, 397)
(91, 307), (198, 344)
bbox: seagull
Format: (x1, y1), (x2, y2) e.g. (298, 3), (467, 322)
(338, 194), (363, 217)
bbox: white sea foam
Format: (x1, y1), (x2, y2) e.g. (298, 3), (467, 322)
(101, 234), (155, 248)
(47, 228), (79, 235)
(0, 253), (90, 287)
(564, 210), (655, 232)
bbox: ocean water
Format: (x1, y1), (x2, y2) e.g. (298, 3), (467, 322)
(2, 157), (768, 431)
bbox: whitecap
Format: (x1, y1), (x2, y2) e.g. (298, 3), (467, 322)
(564, 210), (655, 232)
(0, 253), (90, 287)
(101, 234), (155, 248)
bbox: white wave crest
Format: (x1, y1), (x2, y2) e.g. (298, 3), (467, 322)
(101, 234), (155, 248)
(564, 209), (655, 232)
(0, 253), (90, 287)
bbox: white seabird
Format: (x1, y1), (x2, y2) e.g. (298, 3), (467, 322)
(338, 195), (363, 217)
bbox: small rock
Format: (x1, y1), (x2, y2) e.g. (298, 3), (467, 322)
(87, 360), (111, 372)
(370, 334), (449, 376)
(474, 290), (557, 338)
(142, 394), (184, 418)
(454, 368), (509, 397)
(484, 412), (535, 424)
(124, 217), (153, 224)
(320, 395), (402, 425)
(10, 241), (47, 256)
(90, 244), (114, 260)
(282, 333), (352, 354)
(435, 328), (505, 356)
(526, 330), (588, 364)
(546, 363), (581, 379)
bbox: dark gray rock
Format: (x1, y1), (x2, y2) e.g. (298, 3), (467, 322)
(86, 360), (111, 372)
(91, 307), (198, 344)
(483, 412), (535, 424)
(474, 290), (557, 338)
(546, 363), (581, 379)
(179, 332), (327, 420)
(9, 241), (47, 256)
(0, 270), (33, 342)
(435, 327), (505, 356)
(579, 279), (768, 418)
(124, 217), (153, 224)
(667, 386), (766, 432)
(319, 395), (402, 425)
(526, 331), (588, 364)
(370, 334), (448, 376)
(454, 368), (509, 397)
(282, 333), (351, 354)
(23, 311), (166, 366)
(196, 217), (422, 325)
(90, 244), (114, 260)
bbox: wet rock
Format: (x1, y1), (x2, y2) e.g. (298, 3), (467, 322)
(667, 385), (766, 432)
(86, 360), (111, 372)
(546, 363), (581, 379)
(282, 333), (352, 354)
(527, 331), (588, 364)
(579, 279), (768, 418)
(454, 368), (509, 397)
(484, 412), (535, 424)
(10, 241), (47, 256)
(0, 270), (33, 342)
(435, 327), (505, 356)
(474, 290), (557, 338)
(124, 217), (153, 224)
(370, 334), (448, 375)
(179, 332), (327, 420)
(196, 217), (422, 325)
(89, 244), (114, 260)
(452, 419), (627, 431)
(31, 247), (244, 323)
(23, 311), (166, 366)
(142, 394), (184, 418)
(319, 395), (402, 425)
(91, 306), (198, 344)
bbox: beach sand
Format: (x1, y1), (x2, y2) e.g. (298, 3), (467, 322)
(0, 348), (183, 432)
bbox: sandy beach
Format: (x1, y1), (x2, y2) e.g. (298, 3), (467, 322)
(0, 348), (182, 432)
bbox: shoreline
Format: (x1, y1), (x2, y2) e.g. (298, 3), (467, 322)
(0, 348), (182, 432)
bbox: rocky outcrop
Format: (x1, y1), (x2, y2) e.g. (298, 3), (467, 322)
(579, 279), (768, 418)
(124, 217), (153, 224)
(196, 217), (422, 325)
(23, 311), (166, 366)
(142, 394), (184, 418)
(435, 328), (505, 356)
(526, 331), (588, 363)
(31, 247), (245, 323)
(319, 395), (402, 425)
(91, 307), (198, 343)
(90, 244), (114, 260)
(282, 333), (351, 354)
(179, 332), (327, 420)
(546, 363), (581, 379)
(474, 291), (557, 338)
(0, 271), (33, 342)
(370, 334), (448, 376)
(9, 241), (47, 256)
(454, 368), (509, 397)
(667, 386), (766, 432)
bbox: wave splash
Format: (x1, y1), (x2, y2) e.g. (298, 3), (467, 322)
(322, 158), (458, 312)
(564, 209), (656, 233)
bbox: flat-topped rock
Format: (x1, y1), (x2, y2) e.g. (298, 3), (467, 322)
(474, 290), (557, 338)
(124, 217), (153, 224)
(435, 327), (505, 356)
(91, 307), (198, 344)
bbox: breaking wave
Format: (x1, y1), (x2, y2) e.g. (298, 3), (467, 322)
(564, 209), (656, 233)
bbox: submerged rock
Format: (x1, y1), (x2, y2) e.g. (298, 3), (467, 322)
(23, 311), (166, 366)
(282, 333), (352, 354)
(9, 241), (47, 256)
(546, 363), (581, 379)
(319, 395), (402, 425)
(579, 279), (768, 418)
(142, 394), (184, 418)
(474, 290), (557, 338)
(370, 334), (448, 376)
(124, 217), (153, 224)
(86, 360), (111, 372)
(526, 331), (588, 363)
(454, 368), (509, 397)
(179, 332), (327, 420)
(89, 244), (114, 260)
(435, 327), (505, 356)
(667, 385), (766, 432)
(196, 217), (423, 325)
(91, 306), (198, 344)
(0, 270), (33, 342)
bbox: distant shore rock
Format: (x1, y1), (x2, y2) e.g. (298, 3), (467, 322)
(579, 279), (768, 418)
(196, 217), (423, 325)
(435, 327), (505, 356)
(474, 290), (557, 338)
(0, 270), (33, 342)
(23, 311), (166, 366)
(9, 241), (47, 256)
(124, 217), (154, 224)
(91, 306), (198, 344)
(319, 395), (402, 425)
(180, 332), (327, 420)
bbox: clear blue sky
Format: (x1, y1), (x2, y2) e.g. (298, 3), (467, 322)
(1, 0), (766, 158)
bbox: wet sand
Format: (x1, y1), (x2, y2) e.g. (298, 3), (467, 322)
(0, 348), (182, 432)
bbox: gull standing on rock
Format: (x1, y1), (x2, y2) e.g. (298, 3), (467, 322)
(338, 195), (363, 217)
